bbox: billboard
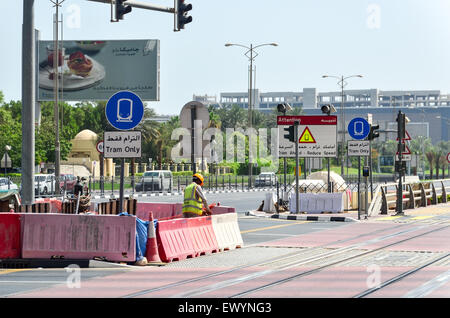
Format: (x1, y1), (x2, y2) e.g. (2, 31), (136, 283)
(37, 39), (159, 101)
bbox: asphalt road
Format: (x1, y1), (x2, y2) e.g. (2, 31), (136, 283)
(133, 190), (269, 213)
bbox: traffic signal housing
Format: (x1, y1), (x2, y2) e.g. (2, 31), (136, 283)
(368, 124), (380, 140)
(284, 125), (295, 142)
(116, 0), (132, 20)
(176, 0), (193, 31)
(396, 112), (406, 140)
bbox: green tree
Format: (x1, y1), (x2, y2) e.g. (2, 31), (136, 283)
(0, 107), (22, 167)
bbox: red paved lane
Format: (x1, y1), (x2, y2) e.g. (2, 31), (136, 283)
(7, 218), (450, 298)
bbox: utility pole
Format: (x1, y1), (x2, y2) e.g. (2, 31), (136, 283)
(294, 121), (299, 214)
(21, 0), (36, 206)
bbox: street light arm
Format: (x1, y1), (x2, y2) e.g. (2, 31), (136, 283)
(224, 43), (250, 50)
(252, 42), (278, 50)
(343, 74), (363, 80)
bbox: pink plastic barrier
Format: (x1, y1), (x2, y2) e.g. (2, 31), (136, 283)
(136, 202), (182, 220)
(20, 214), (136, 262)
(187, 216), (219, 256)
(0, 213), (21, 259)
(34, 198), (62, 213)
(156, 218), (195, 262)
(211, 206), (236, 215)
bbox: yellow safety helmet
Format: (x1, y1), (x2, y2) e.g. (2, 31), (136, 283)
(193, 173), (204, 186)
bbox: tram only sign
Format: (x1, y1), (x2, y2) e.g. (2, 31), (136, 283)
(104, 131), (141, 158)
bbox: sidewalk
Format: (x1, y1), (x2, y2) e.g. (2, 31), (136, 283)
(246, 201), (450, 222)
(90, 186), (279, 200)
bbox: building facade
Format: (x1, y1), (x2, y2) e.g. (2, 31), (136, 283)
(193, 88), (450, 144)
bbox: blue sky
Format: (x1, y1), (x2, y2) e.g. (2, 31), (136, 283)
(2, 0), (450, 115)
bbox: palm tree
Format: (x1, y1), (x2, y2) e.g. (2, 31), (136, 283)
(154, 116), (180, 169)
(207, 106), (222, 129)
(435, 141), (449, 179)
(138, 107), (160, 144)
(425, 150), (436, 179)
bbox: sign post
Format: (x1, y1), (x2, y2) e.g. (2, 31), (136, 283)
(347, 117), (370, 220)
(96, 140), (105, 196)
(396, 111), (406, 216)
(105, 91), (144, 213)
(294, 121), (299, 214)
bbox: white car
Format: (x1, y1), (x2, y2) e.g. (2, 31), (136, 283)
(136, 170), (173, 192)
(255, 172), (278, 187)
(0, 177), (18, 191)
(34, 174), (56, 195)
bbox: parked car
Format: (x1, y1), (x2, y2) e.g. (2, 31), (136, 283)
(135, 170), (173, 192)
(60, 173), (77, 193)
(34, 174), (56, 195)
(255, 172), (277, 187)
(0, 177), (18, 191)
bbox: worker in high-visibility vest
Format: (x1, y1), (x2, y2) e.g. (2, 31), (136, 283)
(182, 173), (212, 218)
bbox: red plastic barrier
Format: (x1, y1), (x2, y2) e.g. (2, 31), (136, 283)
(35, 198), (62, 213)
(187, 216), (219, 256)
(136, 202), (182, 220)
(20, 214), (136, 262)
(156, 218), (195, 262)
(211, 206), (236, 215)
(0, 213), (21, 259)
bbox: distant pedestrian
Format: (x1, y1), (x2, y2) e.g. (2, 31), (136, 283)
(74, 176), (83, 197)
(182, 173), (212, 218)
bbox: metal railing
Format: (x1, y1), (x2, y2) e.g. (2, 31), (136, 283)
(371, 179), (450, 215)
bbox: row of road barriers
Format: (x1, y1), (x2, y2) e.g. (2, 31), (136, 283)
(367, 178), (450, 216)
(136, 204), (242, 263)
(0, 201), (241, 267)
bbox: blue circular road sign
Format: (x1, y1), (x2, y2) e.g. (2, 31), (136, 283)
(105, 91), (144, 130)
(348, 117), (370, 140)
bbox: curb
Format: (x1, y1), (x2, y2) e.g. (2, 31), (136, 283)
(245, 210), (358, 222)
(92, 187), (278, 200)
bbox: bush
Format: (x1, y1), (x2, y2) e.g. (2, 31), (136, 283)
(380, 166), (394, 173)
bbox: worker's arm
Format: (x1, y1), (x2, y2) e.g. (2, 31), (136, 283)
(196, 186), (212, 215)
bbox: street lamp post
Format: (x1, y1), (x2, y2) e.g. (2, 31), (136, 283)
(322, 74), (363, 178)
(225, 42), (278, 188)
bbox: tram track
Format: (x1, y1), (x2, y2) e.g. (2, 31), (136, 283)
(228, 220), (450, 298)
(123, 218), (449, 298)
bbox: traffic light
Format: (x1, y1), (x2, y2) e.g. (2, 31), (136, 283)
(284, 125), (295, 142)
(368, 124), (380, 140)
(176, 0), (193, 31)
(116, 0), (132, 20)
(277, 103), (287, 114)
(396, 112), (406, 140)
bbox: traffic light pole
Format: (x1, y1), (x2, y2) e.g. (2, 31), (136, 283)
(21, 0), (36, 206)
(88, 0), (174, 13)
(396, 111), (405, 216)
(294, 121), (299, 214)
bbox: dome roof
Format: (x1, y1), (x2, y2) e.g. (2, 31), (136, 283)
(73, 129), (98, 141)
